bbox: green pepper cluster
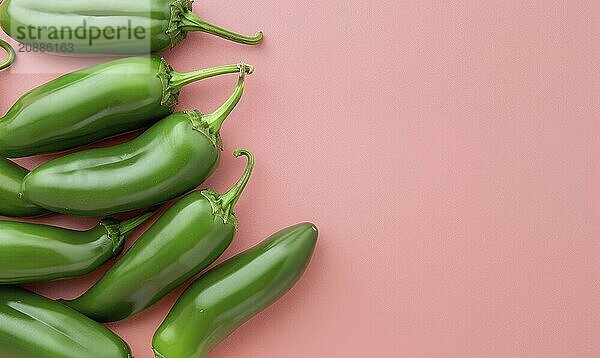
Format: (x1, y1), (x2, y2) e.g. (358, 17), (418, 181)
(0, 1), (317, 357)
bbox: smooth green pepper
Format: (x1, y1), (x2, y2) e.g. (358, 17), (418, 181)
(0, 211), (152, 284)
(0, 38), (15, 70)
(21, 67), (249, 216)
(0, 158), (47, 217)
(0, 0), (263, 55)
(0, 55), (252, 157)
(152, 223), (318, 358)
(0, 286), (131, 357)
(62, 150), (254, 322)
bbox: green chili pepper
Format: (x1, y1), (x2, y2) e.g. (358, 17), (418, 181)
(0, 38), (15, 70)
(0, 0), (263, 55)
(21, 67), (249, 217)
(62, 149), (254, 322)
(0, 158), (47, 217)
(152, 223), (318, 358)
(0, 286), (131, 357)
(0, 55), (252, 158)
(0, 211), (152, 284)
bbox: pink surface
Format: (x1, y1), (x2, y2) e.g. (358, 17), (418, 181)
(1, 0), (599, 357)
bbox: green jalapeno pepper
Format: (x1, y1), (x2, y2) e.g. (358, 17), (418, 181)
(0, 286), (131, 357)
(0, 211), (152, 284)
(152, 222), (318, 358)
(0, 0), (263, 55)
(21, 67), (249, 217)
(0, 158), (47, 217)
(0, 55), (252, 158)
(62, 149), (254, 322)
(0, 38), (15, 70)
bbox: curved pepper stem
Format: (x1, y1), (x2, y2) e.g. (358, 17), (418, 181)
(203, 64), (250, 133)
(219, 149), (255, 218)
(118, 211), (155, 237)
(169, 63), (254, 92)
(0, 39), (15, 71)
(180, 11), (263, 45)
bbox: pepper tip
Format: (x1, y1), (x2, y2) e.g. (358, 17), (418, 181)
(233, 148), (252, 158)
(238, 63), (254, 75)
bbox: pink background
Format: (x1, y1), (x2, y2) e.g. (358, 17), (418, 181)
(1, 0), (599, 357)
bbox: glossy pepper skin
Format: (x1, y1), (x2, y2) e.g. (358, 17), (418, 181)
(0, 0), (263, 55)
(62, 150), (255, 322)
(0, 212), (152, 284)
(21, 66), (250, 217)
(0, 55), (251, 157)
(0, 158), (47, 217)
(152, 223), (318, 358)
(0, 38), (15, 71)
(0, 287), (131, 358)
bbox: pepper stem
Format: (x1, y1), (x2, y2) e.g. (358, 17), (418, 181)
(169, 63), (254, 92)
(219, 149), (255, 218)
(203, 64), (250, 133)
(0, 39), (15, 71)
(180, 11), (263, 45)
(118, 211), (155, 237)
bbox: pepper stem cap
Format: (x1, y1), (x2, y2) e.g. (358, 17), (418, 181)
(100, 210), (155, 255)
